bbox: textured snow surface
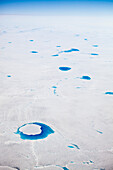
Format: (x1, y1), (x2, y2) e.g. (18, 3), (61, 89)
(0, 15), (113, 170)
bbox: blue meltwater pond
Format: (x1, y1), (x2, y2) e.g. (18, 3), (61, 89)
(63, 48), (79, 53)
(30, 51), (38, 53)
(105, 92), (113, 95)
(59, 67), (71, 71)
(15, 122), (54, 140)
(81, 76), (91, 80)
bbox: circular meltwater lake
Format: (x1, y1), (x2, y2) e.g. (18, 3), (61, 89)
(15, 122), (54, 140)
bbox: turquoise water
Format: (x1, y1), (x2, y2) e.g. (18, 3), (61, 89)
(83, 160), (94, 164)
(62, 167), (69, 170)
(52, 86), (57, 95)
(52, 86), (57, 89)
(31, 51), (38, 53)
(71, 144), (80, 149)
(59, 67), (71, 71)
(7, 75), (11, 77)
(105, 92), (113, 95)
(96, 130), (103, 134)
(81, 76), (91, 80)
(56, 165), (69, 170)
(68, 144), (80, 149)
(91, 53), (98, 55)
(15, 122), (54, 140)
(54, 89), (56, 94)
(52, 54), (59, 56)
(63, 48), (79, 53)
(68, 145), (74, 148)
(14, 167), (20, 170)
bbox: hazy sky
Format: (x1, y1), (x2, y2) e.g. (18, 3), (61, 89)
(0, 0), (113, 15)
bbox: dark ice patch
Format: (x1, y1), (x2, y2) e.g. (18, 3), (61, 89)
(56, 165), (69, 170)
(83, 160), (94, 165)
(13, 167), (20, 170)
(89, 160), (94, 163)
(72, 144), (80, 149)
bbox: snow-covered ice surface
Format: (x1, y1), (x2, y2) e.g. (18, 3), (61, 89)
(0, 15), (113, 170)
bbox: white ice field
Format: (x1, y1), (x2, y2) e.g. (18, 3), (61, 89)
(0, 15), (113, 170)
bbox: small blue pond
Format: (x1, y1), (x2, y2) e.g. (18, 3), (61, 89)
(105, 92), (113, 95)
(83, 160), (94, 164)
(96, 130), (103, 134)
(59, 67), (71, 71)
(68, 144), (80, 149)
(70, 161), (74, 163)
(15, 122), (54, 140)
(63, 48), (79, 53)
(52, 54), (59, 56)
(91, 53), (98, 55)
(81, 76), (91, 80)
(7, 75), (11, 77)
(53, 89), (56, 94)
(52, 86), (57, 89)
(31, 51), (38, 53)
